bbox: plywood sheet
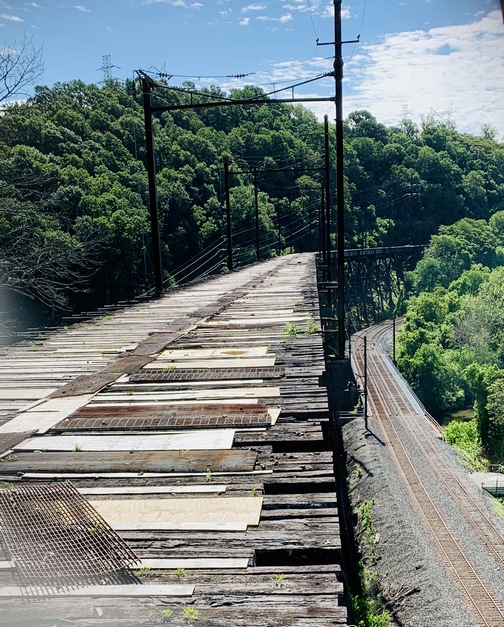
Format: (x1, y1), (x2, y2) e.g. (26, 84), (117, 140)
(0, 395), (94, 434)
(158, 347), (269, 360)
(15, 430), (235, 452)
(90, 496), (263, 528)
(0, 388), (58, 400)
(268, 407), (281, 425)
(78, 485), (226, 495)
(204, 315), (307, 326)
(143, 358), (275, 370)
(95, 386), (280, 402)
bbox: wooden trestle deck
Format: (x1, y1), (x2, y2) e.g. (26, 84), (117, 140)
(0, 253), (349, 626)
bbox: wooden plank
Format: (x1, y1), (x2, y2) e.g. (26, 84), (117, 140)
(0, 449), (257, 474)
(15, 430), (235, 452)
(90, 496), (263, 528)
(17, 469), (273, 479)
(78, 485), (227, 495)
(0, 584), (194, 598)
(136, 558), (249, 569)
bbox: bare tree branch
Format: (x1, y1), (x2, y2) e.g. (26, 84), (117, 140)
(0, 36), (44, 103)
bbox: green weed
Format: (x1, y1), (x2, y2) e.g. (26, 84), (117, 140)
(283, 322), (302, 337)
(182, 606), (200, 623)
(269, 573), (287, 585)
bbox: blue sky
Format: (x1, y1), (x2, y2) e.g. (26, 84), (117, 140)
(1, 0), (503, 136)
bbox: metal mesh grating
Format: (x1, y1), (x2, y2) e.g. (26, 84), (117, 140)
(0, 481), (139, 594)
(54, 404), (271, 431)
(0, 432), (37, 456)
(130, 366), (285, 382)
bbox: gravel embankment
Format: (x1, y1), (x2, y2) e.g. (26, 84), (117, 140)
(342, 362), (504, 626)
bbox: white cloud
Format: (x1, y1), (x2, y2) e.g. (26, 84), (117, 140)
(239, 16), (250, 25)
(282, 3), (309, 11)
(256, 12), (293, 22)
(241, 3), (266, 12)
(283, 0), (319, 8)
(143, 0), (204, 6)
(343, 9), (504, 136)
(0, 12), (23, 21)
(321, 4), (351, 19)
(73, 5), (90, 12)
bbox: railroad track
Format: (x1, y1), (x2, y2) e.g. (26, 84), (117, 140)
(352, 322), (504, 627)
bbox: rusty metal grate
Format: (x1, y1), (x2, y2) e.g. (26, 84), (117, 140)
(0, 432), (37, 456)
(54, 404), (271, 431)
(0, 482), (139, 594)
(130, 366), (285, 382)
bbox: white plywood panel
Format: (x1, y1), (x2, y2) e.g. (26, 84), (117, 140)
(143, 358), (275, 370)
(90, 497), (263, 528)
(268, 406), (282, 425)
(0, 585), (194, 598)
(204, 315), (307, 326)
(0, 388), (58, 400)
(96, 387), (280, 402)
(0, 394), (95, 434)
(88, 398), (259, 408)
(79, 485), (226, 495)
(111, 521), (248, 531)
(16, 429), (235, 452)
(158, 347), (269, 360)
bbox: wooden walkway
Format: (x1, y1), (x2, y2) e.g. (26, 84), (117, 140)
(0, 254), (349, 626)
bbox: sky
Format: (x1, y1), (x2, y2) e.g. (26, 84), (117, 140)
(1, 0), (503, 137)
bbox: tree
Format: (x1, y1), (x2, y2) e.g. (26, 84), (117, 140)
(0, 36), (43, 103)
(485, 377), (504, 460)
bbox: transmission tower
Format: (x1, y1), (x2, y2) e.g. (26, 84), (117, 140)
(98, 55), (120, 81)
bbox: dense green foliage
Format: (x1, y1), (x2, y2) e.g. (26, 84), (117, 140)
(1, 79), (503, 334)
(397, 214), (504, 462)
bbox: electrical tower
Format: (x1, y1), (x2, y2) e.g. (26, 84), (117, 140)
(98, 55), (120, 81)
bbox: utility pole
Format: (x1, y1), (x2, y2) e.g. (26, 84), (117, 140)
(317, 0), (356, 357)
(140, 75), (163, 295)
(364, 335), (368, 430)
(289, 192), (293, 251)
(253, 167), (260, 261)
(334, 0), (346, 359)
(223, 156), (233, 271)
(320, 186), (326, 262)
(324, 114), (332, 280)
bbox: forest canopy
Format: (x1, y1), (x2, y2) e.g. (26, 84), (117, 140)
(397, 214), (504, 463)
